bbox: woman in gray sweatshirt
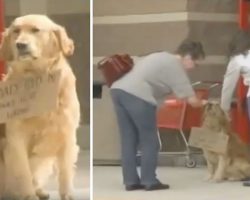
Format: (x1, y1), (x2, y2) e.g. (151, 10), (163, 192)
(220, 30), (250, 187)
(110, 40), (206, 191)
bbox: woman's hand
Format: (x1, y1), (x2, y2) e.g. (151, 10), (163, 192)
(187, 96), (207, 107)
(201, 99), (208, 106)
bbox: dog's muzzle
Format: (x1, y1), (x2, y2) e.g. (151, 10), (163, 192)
(16, 42), (32, 56)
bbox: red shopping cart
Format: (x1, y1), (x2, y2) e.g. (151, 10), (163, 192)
(157, 81), (221, 168)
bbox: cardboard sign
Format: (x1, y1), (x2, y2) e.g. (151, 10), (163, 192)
(189, 127), (229, 154)
(0, 70), (61, 123)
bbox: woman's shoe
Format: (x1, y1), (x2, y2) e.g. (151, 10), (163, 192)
(145, 183), (170, 191)
(243, 181), (250, 186)
(125, 184), (144, 191)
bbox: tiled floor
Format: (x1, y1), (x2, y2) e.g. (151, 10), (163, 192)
(93, 165), (250, 200)
(45, 150), (90, 200)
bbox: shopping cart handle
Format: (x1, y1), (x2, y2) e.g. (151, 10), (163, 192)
(201, 81), (222, 84)
(191, 81), (202, 86)
(191, 81), (222, 89)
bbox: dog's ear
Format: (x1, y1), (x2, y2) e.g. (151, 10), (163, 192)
(53, 25), (74, 57)
(214, 103), (225, 116)
(202, 102), (214, 120)
(0, 29), (13, 61)
(202, 102), (210, 120)
(204, 102), (212, 113)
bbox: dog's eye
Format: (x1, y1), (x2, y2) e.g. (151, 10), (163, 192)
(13, 28), (20, 34)
(31, 28), (40, 33)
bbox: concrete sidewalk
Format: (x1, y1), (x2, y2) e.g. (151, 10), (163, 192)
(93, 166), (250, 200)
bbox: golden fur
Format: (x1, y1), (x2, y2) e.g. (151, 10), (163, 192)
(0, 15), (80, 200)
(202, 102), (250, 182)
(0, 133), (5, 199)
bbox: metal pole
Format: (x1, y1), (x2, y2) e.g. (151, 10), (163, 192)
(239, 0), (249, 29)
(236, 0), (250, 143)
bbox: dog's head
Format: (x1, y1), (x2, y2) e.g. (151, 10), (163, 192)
(203, 102), (230, 130)
(0, 14), (74, 62)
(204, 102), (225, 118)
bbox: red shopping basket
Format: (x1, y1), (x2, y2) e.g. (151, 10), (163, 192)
(157, 88), (209, 130)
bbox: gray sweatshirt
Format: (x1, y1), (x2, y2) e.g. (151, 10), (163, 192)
(111, 52), (195, 105)
(221, 51), (250, 111)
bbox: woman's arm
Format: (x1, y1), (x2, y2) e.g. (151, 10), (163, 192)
(221, 58), (241, 112)
(187, 96), (207, 107)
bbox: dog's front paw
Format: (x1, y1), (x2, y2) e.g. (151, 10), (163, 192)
(228, 177), (242, 182)
(203, 174), (213, 182)
(212, 176), (224, 183)
(23, 195), (40, 200)
(2, 195), (39, 200)
(36, 189), (50, 200)
(60, 194), (74, 200)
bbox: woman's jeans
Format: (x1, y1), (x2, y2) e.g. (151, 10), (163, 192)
(111, 89), (160, 186)
(247, 97), (250, 121)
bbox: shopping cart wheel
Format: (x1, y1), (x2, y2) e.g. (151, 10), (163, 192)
(185, 158), (196, 168)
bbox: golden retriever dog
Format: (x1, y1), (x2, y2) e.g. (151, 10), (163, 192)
(0, 15), (80, 200)
(202, 102), (250, 182)
(0, 131), (5, 199)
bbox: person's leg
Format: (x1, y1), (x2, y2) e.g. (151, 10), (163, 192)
(122, 93), (169, 190)
(246, 96), (250, 121)
(110, 89), (141, 188)
(243, 96), (250, 186)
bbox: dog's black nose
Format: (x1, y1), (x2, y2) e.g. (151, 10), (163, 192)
(16, 42), (28, 50)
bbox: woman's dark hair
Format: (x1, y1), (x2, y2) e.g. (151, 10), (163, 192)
(176, 40), (205, 60)
(228, 29), (250, 58)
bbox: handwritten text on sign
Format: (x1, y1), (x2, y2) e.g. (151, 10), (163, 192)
(189, 127), (229, 154)
(0, 70), (61, 123)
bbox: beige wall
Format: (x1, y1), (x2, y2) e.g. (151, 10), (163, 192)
(187, 0), (237, 13)
(4, 0), (89, 16)
(185, 1), (238, 83)
(93, 0), (240, 161)
(94, 0), (188, 16)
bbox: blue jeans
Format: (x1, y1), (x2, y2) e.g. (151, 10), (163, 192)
(247, 97), (250, 121)
(242, 97), (250, 184)
(111, 89), (160, 186)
